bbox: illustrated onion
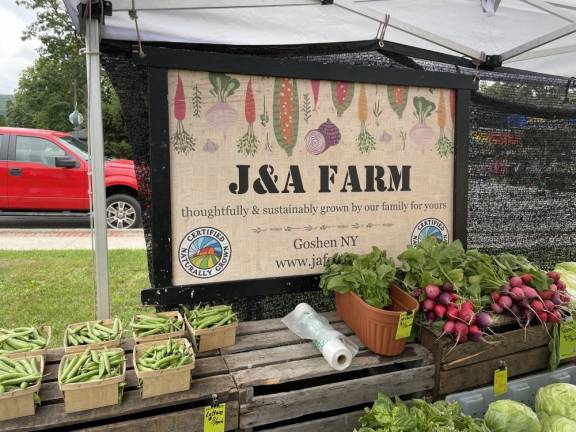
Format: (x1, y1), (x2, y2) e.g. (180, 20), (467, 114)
(318, 118), (341, 147)
(305, 130), (326, 155)
(379, 130), (392, 143)
(203, 139), (219, 153)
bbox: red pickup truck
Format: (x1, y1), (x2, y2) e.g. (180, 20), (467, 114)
(0, 127), (141, 229)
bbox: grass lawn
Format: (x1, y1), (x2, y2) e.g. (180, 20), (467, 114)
(0, 249), (150, 347)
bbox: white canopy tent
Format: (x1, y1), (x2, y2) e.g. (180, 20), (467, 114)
(64, 0), (576, 318)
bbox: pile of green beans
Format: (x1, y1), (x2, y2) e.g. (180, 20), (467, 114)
(136, 339), (194, 372)
(59, 348), (124, 384)
(186, 305), (236, 330)
(0, 357), (42, 393)
(130, 313), (183, 337)
(0, 327), (48, 355)
(66, 319), (122, 346)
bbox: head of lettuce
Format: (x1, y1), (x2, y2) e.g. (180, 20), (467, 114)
(485, 400), (541, 432)
(536, 383), (576, 423)
(541, 415), (576, 432)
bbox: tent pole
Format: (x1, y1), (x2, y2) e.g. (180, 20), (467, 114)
(506, 44), (576, 63)
(499, 23), (576, 62)
(85, 17), (111, 320)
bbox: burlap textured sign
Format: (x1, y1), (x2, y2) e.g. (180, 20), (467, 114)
(168, 70), (455, 285)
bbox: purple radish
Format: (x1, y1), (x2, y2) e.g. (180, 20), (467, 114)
(552, 295), (563, 305)
(500, 284), (511, 294)
(476, 312), (492, 328)
(442, 282), (454, 292)
(425, 310), (437, 321)
(437, 292), (452, 306)
(468, 325), (483, 342)
(510, 304), (521, 316)
(412, 288), (422, 298)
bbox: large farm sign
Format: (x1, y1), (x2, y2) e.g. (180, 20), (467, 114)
(167, 70), (456, 285)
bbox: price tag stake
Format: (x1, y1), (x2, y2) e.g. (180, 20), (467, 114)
(493, 361), (508, 397)
(395, 311), (414, 340)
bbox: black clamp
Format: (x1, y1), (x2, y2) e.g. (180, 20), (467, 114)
(321, 0), (334, 4)
(211, 393), (220, 407)
(483, 55), (502, 69)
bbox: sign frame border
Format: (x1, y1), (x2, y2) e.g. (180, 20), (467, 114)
(138, 47), (474, 305)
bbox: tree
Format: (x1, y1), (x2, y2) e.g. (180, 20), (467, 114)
(8, 0), (130, 158)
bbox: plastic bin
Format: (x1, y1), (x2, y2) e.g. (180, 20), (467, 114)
(446, 365), (576, 417)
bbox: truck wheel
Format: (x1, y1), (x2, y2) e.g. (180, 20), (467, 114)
(106, 194), (142, 229)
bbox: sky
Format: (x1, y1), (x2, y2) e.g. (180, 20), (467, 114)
(0, 1), (40, 94)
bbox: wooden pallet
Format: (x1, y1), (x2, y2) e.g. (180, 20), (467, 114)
(224, 312), (435, 431)
(0, 340), (238, 432)
(420, 316), (563, 398)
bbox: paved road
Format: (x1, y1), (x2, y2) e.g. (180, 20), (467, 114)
(0, 228), (146, 250)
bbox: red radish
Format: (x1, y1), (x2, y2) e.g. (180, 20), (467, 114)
(425, 310), (437, 321)
(510, 287), (525, 302)
(476, 312), (492, 328)
(559, 292), (570, 304)
(521, 274), (533, 284)
(459, 308), (475, 324)
(447, 306), (459, 321)
(549, 311), (562, 323)
(530, 300), (545, 313)
(422, 299), (436, 311)
(461, 301), (475, 311)
(549, 284), (558, 292)
(425, 284), (441, 300)
(412, 288), (422, 298)
(442, 282), (454, 292)
(538, 312), (549, 322)
(557, 281), (566, 291)
(500, 284), (511, 294)
(547, 271), (560, 283)
(468, 325), (482, 342)
(544, 300), (555, 311)
(450, 293), (459, 302)
(443, 320), (456, 335)
(434, 304), (447, 319)
(453, 322), (469, 344)
(491, 292), (501, 303)
(510, 276), (523, 288)
(437, 292), (452, 306)
(498, 295), (513, 309)
(491, 302), (504, 314)
(540, 290), (555, 300)
(458, 333), (469, 344)
(510, 304), (521, 316)
(522, 286), (539, 299)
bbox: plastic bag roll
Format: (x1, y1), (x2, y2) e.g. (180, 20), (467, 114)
(282, 303), (358, 371)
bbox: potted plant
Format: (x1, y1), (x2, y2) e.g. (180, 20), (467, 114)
(320, 247), (418, 356)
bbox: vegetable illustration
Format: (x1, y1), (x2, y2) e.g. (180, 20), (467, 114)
(387, 85), (408, 119)
(318, 118), (341, 148)
(237, 78), (259, 156)
(373, 99), (383, 126)
(203, 139), (218, 153)
(436, 90), (454, 157)
(356, 83), (376, 154)
(379, 130), (392, 143)
(410, 96), (436, 148)
(302, 93), (312, 124)
(305, 130), (327, 155)
(449, 89), (456, 125)
(311, 80), (320, 110)
(205, 72), (240, 132)
(273, 77), (299, 156)
(331, 81), (354, 117)
(171, 74), (196, 155)
(192, 84), (202, 117)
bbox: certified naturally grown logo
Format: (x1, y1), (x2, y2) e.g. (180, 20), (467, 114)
(179, 227), (231, 278)
(411, 218), (449, 246)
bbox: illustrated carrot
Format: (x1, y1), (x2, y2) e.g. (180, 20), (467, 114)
(174, 74), (186, 121)
(237, 78), (259, 156)
(273, 77), (299, 156)
(245, 78), (255, 124)
(356, 83), (375, 154)
(358, 83), (368, 123)
(311, 80), (320, 110)
(449, 89), (456, 125)
(438, 90), (446, 131)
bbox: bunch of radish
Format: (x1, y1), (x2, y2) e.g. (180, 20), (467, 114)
(416, 283), (492, 344)
(490, 272), (570, 324)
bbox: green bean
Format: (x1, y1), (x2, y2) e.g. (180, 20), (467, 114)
(66, 320), (122, 348)
(60, 348), (124, 384)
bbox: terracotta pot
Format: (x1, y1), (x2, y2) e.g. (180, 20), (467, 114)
(336, 285), (419, 356)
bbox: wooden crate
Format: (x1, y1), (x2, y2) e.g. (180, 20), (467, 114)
(420, 317), (566, 398)
(0, 339), (238, 432)
(224, 311), (434, 431)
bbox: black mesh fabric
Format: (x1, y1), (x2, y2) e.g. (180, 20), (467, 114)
(101, 41), (576, 320)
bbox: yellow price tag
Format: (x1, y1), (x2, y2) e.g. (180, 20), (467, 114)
(559, 321), (576, 361)
(493, 367), (508, 397)
(204, 403), (226, 432)
(395, 311), (414, 340)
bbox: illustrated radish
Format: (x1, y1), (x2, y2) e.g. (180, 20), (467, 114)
(237, 78), (259, 156)
(410, 96), (436, 149)
(311, 80), (320, 110)
(206, 72), (240, 133)
(171, 73), (196, 155)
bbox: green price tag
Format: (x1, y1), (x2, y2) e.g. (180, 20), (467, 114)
(494, 367), (508, 397)
(559, 321), (576, 361)
(395, 311), (414, 340)
(204, 403), (226, 432)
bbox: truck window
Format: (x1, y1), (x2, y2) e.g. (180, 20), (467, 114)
(0, 135), (6, 160)
(15, 136), (67, 167)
